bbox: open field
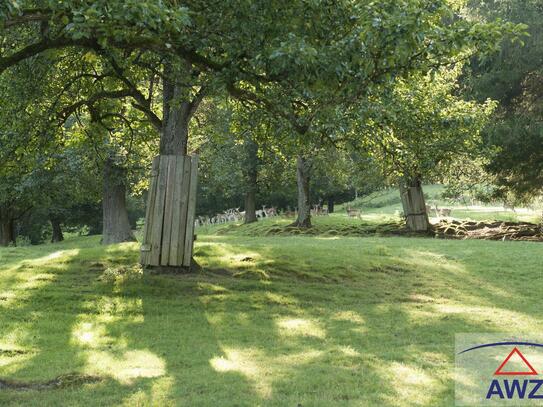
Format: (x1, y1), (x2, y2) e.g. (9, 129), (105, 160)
(195, 185), (542, 239)
(1, 220), (542, 405)
(339, 185), (542, 224)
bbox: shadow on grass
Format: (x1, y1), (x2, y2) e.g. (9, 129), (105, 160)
(0, 234), (542, 405)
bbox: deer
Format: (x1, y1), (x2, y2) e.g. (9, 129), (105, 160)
(434, 205), (452, 217)
(346, 206), (361, 218)
(503, 201), (516, 213)
(265, 206), (277, 217)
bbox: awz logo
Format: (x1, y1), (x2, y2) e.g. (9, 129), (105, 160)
(459, 342), (543, 401)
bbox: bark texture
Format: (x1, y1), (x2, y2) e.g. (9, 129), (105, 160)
(0, 218), (15, 246)
(102, 157), (136, 245)
(399, 176), (430, 232)
(161, 78), (189, 155)
(291, 155), (312, 228)
(244, 190), (257, 223)
(50, 217), (64, 243)
(243, 136), (258, 223)
(327, 198), (335, 214)
(160, 73), (204, 155)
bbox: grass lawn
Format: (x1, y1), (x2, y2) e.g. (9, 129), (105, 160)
(342, 185), (542, 223)
(1, 225), (542, 406)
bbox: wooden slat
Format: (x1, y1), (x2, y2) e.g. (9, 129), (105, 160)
(149, 156), (169, 266)
(174, 156), (192, 265)
(160, 156), (177, 265)
(140, 157), (160, 265)
(183, 155), (199, 267)
(168, 155), (186, 265)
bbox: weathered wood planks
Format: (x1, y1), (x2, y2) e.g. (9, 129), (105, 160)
(140, 157), (160, 265)
(140, 154), (199, 268)
(399, 183), (430, 232)
(183, 156), (199, 267)
(168, 155), (186, 265)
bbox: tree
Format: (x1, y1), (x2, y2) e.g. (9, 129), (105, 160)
(466, 0), (543, 200)
(42, 55), (157, 244)
(225, 1), (522, 227)
(0, 56), (56, 245)
(0, 0), (523, 246)
(359, 66), (495, 231)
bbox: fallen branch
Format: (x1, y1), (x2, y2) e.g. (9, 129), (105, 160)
(433, 220), (543, 241)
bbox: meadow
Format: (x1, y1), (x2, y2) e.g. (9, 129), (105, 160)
(1, 191), (542, 406)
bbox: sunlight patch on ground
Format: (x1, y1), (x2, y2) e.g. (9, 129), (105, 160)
(0, 278), (52, 309)
(265, 292), (299, 306)
(86, 349), (166, 384)
(432, 303), (539, 331)
(454, 367), (478, 388)
(276, 317), (326, 339)
(332, 310), (365, 324)
(104, 242), (140, 254)
(0, 291), (16, 304)
(198, 282), (229, 293)
(0, 249), (80, 308)
(404, 251), (466, 273)
(121, 376), (175, 406)
(230, 252), (262, 263)
(383, 362), (442, 405)
(210, 348), (273, 398)
(27, 249), (80, 267)
(0, 343), (35, 374)
(461, 205), (535, 214)
(338, 346), (361, 357)
(72, 322), (110, 348)
(41, 250), (67, 261)
(274, 349), (324, 365)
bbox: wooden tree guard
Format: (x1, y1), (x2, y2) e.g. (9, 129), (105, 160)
(400, 183), (430, 232)
(140, 155), (199, 268)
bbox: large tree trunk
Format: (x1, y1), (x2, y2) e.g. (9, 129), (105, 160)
(243, 136), (258, 224)
(161, 77), (190, 155)
(399, 176), (430, 232)
(291, 155), (312, 228)
(142, 73), (203, 272)
(102, 157), (136, 245)
(0, 217), (15, 247)
(327, 197), (335, 214)
(244, 190), (257, 223)
(50, 217), (64, 243)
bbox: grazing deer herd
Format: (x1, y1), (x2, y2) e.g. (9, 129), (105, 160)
(195, 201), (454, 227)
(195, 203), (334, 227)
(195, 206), (279, 227)
(311, 204), (329, 216)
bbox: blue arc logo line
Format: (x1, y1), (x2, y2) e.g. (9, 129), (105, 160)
(458, 342), (543, 355)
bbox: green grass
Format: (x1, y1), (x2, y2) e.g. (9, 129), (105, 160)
(1, 230), (543, 406)
(339, 185), (542, 223)
(198, 214), (403, 238)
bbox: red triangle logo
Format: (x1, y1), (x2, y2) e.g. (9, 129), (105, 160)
(495, 347), (538, 376)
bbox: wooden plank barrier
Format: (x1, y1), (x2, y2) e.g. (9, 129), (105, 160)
(399, 183), (430, 232)
(140, 155), (199, 268)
